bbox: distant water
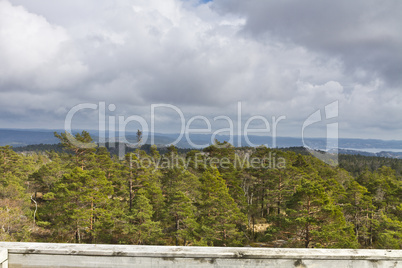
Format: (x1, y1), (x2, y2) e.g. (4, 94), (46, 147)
(341, 148), (402, 153)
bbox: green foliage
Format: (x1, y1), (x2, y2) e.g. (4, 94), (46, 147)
(285, 178), (357, 248)
(376, 211), (402, 249)
(122, 189), (162, 245)
(1, 137), (402, 249)
(43, 167), (113, 243)
(166, 191), (199, 246)
(198, 169), (247, 246)
(0, 146), (35, 241)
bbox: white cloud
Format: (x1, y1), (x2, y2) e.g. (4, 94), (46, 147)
(0, 1), (87, 90)
(0, 0), (401, 140)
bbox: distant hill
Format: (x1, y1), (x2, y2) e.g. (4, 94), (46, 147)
(2, 128), (402, 158)
(0, 129), (59, 146)
(338, 148), (402, 159)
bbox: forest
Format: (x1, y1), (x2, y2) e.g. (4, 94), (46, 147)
(1, 131), (401, 249)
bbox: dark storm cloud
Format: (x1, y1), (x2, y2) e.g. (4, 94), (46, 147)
(0, 0), (402, 139)
(213, 0), (402, 86)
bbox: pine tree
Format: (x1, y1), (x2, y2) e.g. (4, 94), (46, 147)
(167, 191), (199, 246)
(285, 177), (358, 248)
(43, 167), (113, 243)
(54, 131), (97, 170)
(376, 205), (402, 249)
(122, 189), (162, 245)
(198, 169), (247, 246)
(343, 180), (375, 246)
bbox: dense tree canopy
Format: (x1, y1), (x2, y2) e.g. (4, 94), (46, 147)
(1, 131), (401, 249)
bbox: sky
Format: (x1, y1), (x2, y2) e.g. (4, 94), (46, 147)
(0, 0), (401, 141)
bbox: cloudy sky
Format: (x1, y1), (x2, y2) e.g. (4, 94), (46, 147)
(0, 0), (401, 141)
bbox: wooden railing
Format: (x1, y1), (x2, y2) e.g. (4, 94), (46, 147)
(0, 242), (401, 268)
(0, 249), (8, 268)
